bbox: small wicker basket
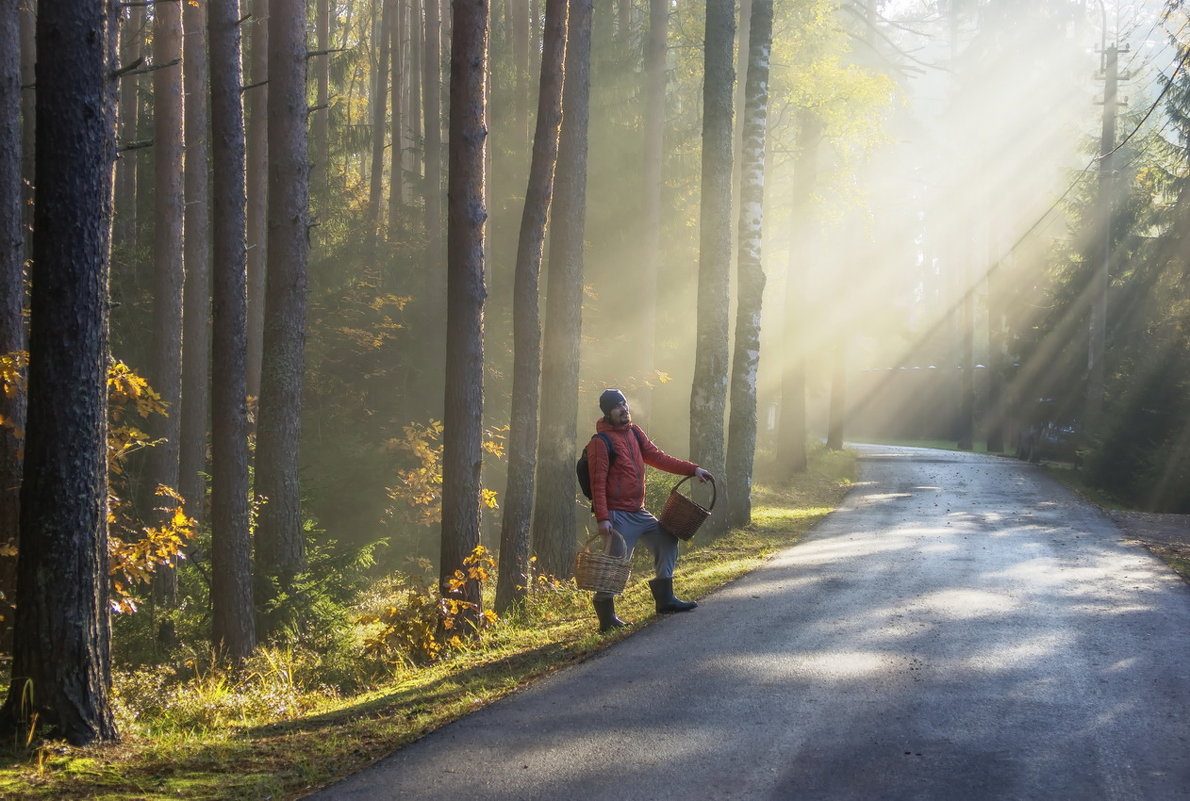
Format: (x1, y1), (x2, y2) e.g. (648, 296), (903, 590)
(574, 530), (632, 594)
(659, 474), (716, 541)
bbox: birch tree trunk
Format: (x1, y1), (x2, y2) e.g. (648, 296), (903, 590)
(495, 0), (567, 613)
(208, 0), (256, 660)
(531, 0), (592, 579)
(440, 0), (489, 614)
(0, 0), (119, 745)
(726, 0), (771, 528)
(387, 0), (404, 237)
(690, 0), (734, 536)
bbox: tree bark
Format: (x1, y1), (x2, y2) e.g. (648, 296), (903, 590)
(827, 342), (846, 451)
(245, 0), (268, 401)
(637, 0), (666, 415)
(440, 0), (489, 613)
(419, 0), (445, 418)
(531, 0), (591, 579)
(148, 0), (186, 625)
(726, 0), (771, 528)
(778, 109), (819, 479)
(179, 0), (213, 528)
(113, 3), (143, 251)
(495, 0), (567, 613)
(0, 0), (27, 654)
(208, 0), (257, 662)
(311, 0), (330, 212)
(690, 0), (734, 535)
(254, 0), (309, 634)
(387, 0), (404, 237)
(1, 0), (119, 745)
(367, 0), (393, 247)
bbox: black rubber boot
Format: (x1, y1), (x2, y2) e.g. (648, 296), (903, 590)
(649, 577), (698, 613)
(593, 597), (632, 633)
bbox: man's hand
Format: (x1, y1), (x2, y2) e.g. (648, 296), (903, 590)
(598, 518), (613, 536)
(694, 467), (714, 483)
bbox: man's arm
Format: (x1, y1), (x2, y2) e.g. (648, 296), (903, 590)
(635, 426), (714, 482)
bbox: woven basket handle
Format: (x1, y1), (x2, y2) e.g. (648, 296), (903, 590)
(672, 473), (717, 511)
(584, 529), (627, 557)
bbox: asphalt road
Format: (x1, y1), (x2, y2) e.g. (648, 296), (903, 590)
(305, 445), (1190, 801)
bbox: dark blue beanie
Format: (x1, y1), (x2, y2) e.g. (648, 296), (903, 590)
(599, 389), (628, 414)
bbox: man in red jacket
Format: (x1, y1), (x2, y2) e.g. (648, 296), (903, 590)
(586, 388), (714, 632)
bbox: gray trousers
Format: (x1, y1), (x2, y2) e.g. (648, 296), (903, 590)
(594, 509), (680, 600)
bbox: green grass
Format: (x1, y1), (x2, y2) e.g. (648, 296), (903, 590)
(0, 448), (856, 801)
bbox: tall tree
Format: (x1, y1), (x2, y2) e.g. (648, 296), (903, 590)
(0, 0), (27, 652)
(179, 0), (213, 525)
(113, 3), (143, 250)
(387, 0), (404, 236)
(690, 0), (734, 535)
(208, 0), (256, 661)
(495, 0), (567, 613)
(419, 0), (445, 416)
(726, 0), (771, 527)
(0, 0), (119, 745)
(147, 0), (186, 626)
(440, 0), (489, 612)
(311, 0), (330, 208)
(531, 0), (593, 580)
(637, 0), (666, 413)
(777, 110), (820, 480)
(367, 0), (393, 247)
(245, 0), (268, 400)
(254, 0), (310, 632)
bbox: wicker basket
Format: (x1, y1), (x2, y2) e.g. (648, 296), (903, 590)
(659, 475), (716, 541)
(574, 530), (632, 594)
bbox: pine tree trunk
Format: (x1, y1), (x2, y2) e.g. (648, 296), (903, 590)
(778, 109), (819, 479)
(690, 0), (734, 535)
(387, 0), (403, 237)
(1, 0), (119, 745)
(245, 0), (268, 401)
(0, 0), (27, 654)
(148, 0), (186, 625)
(726, 0), (771, 528)
(367, 0), (392, 246)
(179, 0), (213, 529)
(113, 4), (142, 251)
(419, 0), (445, 418)
(311, 0), (330, 213)
(495, 0), (566, 613)
(254, 0), (309, 634)
(637, 0), (665, 416)
(440, 0), (488, 612)
(208, 0), (256, 661)
(531, 0), (591, 579)
(826, 343), (846, 451)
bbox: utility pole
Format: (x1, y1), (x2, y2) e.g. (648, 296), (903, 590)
(1087, 41), (1125, 426)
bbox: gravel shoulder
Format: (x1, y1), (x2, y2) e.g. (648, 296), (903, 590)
(1108, 508), (1190, 578)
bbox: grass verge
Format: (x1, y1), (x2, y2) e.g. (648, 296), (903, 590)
(0, 448), (855, 801)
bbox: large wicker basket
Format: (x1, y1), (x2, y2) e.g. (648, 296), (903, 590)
(659, 475), (716, 541)
(574, 530), (631, 594)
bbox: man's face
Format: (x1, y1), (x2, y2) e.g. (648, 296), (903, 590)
(609, 401), (631, 425)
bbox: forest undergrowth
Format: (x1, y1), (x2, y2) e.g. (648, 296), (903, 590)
(0, 447), (856, 801)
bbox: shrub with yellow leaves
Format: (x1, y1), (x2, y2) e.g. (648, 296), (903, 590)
(360, 546), (499, 666)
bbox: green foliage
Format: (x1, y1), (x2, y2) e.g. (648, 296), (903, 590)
(359, 547), (499, 667)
